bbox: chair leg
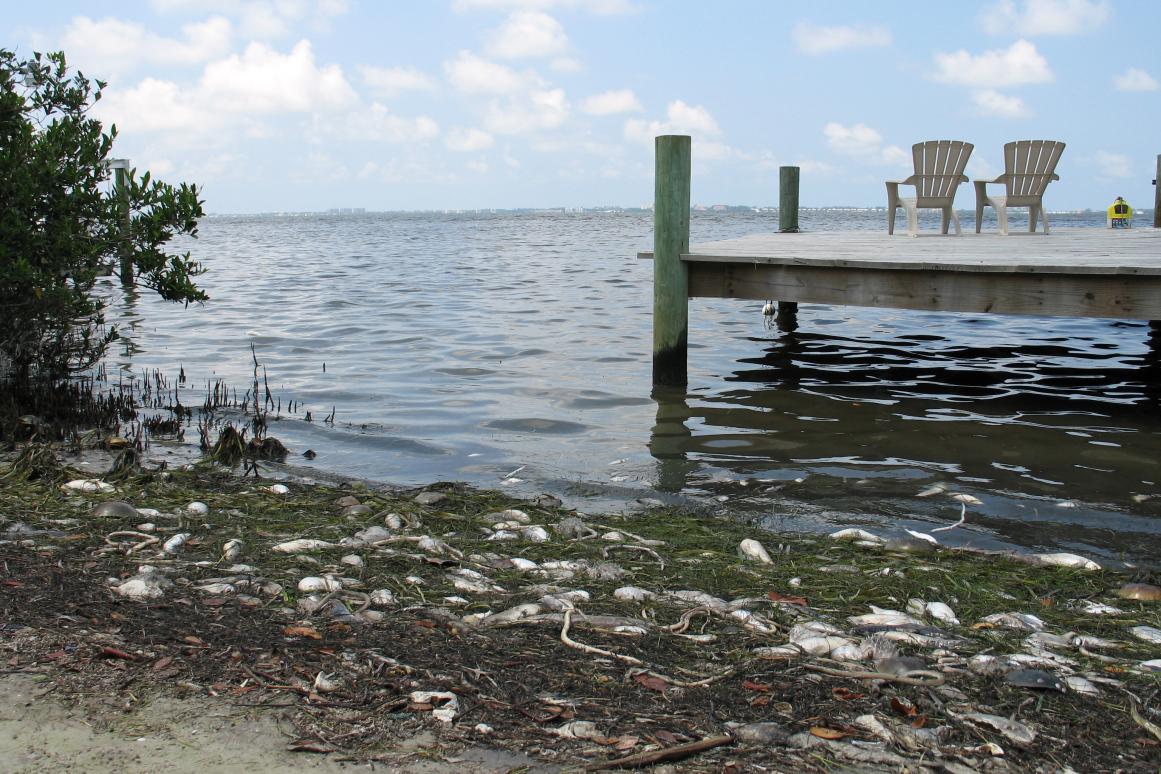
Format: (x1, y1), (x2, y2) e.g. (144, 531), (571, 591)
(941, 208), (950, 234)
(888, 204), (896, 235)
(975, 201), (984, 234)
(1029, 206), (1038, 233)
(996, 204), (1009, 236)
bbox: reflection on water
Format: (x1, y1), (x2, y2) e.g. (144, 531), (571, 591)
(103, 209), (1161, 564)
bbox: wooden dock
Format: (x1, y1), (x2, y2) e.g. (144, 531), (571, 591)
(646, 135), (1161, 386)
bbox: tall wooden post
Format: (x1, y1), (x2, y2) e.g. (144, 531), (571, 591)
(779, 166), (800, 233)
(653, 135), (691, 386)
(776, 165), (801, 327)
(112, 160), (133, 287)
(1154, 154), (1160, 229)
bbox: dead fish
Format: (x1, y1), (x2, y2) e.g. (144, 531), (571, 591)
(978, 612), (1045, 631)
(1065, 675), (1101, 695)
(960, 713), (1036, 746)
(904, 529), (939, 545)
(481, 603), (542, 626)
(162, 532), (190, 554)
(1032, 552), (1100, 571)
(115, 571), (172, 600)
(92, 501), (138, 519)
(1117, 583), (1161, 601)
(949, 493), (983, 505)
(272, 538), (337, 553)
(916, 483), (947, 498)
(848, 607), (924, 628)
(1131, 625), (1161, 645)
(1005, 668), (1065, 692)
(196, 582), (236, 595)
(266, 484), (290, 495)
(738, 538), (774, 564)
(369, 589), (396, 607)
(521, 526), (550, 543)
(613, 586), (652, 602)
(62, 479), (115, 494)
(829, 528), (882, 543)
(1072, 599), (1125, 615)
(298, 576), (343, 593)
(186, 501), (209, 516)
(222, 538), (243, 561)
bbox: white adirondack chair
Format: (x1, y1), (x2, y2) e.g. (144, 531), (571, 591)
(973, 140), (1065, 235)
(886, 140), (974, 236)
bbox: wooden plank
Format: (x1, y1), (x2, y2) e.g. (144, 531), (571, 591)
(652, 135), (691, 386)
(686, 261), (1161, 318)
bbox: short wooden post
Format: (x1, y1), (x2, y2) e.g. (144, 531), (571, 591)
(653, 135), (691, 387)
(111, 160), (133, 287)
(779, 166), (800, 233)
(1154, 154), (1160, 229)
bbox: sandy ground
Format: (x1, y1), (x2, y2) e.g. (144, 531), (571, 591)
(0, 673), (550, 774)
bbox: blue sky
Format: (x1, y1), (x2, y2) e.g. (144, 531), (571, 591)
(10, 0), (1160, 212)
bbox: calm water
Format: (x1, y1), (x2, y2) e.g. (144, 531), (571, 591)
(105, 209), (1161, 564)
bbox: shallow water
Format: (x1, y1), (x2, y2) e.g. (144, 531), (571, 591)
(104, 209), (1161, 564)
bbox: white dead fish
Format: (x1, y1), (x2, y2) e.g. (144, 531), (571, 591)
(267, 484), (290, 495)
(848, 607), (924, 628)
(553, 720), (603, 740)
(115, 571), (172, 600)
(1073, 600), (1125, 615)
(313, 673), (341, 693)
(135, 508), (163, 519)
(487, 530), (519, 541)
(383, 513), (404, 530)
(829, 528), (882, 543)
(340, 554), (364, 568)
(196, 582), (235, 595)
(729, 609), (778, 634)
(273, 538), (336, 553)
(1139, 659), (1161, 672)
(298, 576), (343, 593)
(481, 603), (542, 626)
(925, 602), (960, 625)
(162, 533), (190, 554)
(1032, 552), (1100, 571)
(62, 479), (115, 494)
(613, 586), (653, 602)
(738, 538), (774, 564)
(92, 501), (138, 519)
(507, 557), (539, 571)
(369, 589), (396, 607)
(186, 501), (209, 516)
(1064, 675), (1101, 695)
(137, 523), (155, 532)
(1131, 625), (1161, 645)
(521, 526), (551, 543)
(916, 484), (947, 498)
(960, 713), (1036, 746)
(949, 493), (983, 505)
(1117, 583), (1161, 601)
(601, 531), (626, 542)
(979, 612), (1046, 631)
(221, 538), (243, 561)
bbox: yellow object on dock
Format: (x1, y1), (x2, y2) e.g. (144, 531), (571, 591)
(1108, 197), (1133, 228)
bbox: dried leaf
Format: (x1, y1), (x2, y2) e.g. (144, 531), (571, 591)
(749, 695), (771, 708)
(768, 590), (808, 606)
(891, 696), (918, 717)
(912, 715), (928, 729)
(152, 656), (173, 670)
(614, 736), (640, 751)
(832, 687), (864, 701)
(282, 625), (322, 640)
(809, 726), (846, 740)
(634, 673), (669, 692)
(654, 730), (681, 745)
(742, 679), (771, 693)
(182, 635), (206, 646)
(288, 740), (336, 754)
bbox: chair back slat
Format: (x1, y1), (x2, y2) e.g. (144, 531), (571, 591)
(1004, 140), (1065, 198)
(912, 140), (973, 200)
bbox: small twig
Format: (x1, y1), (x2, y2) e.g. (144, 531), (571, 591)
(560, 608), (644, 666)
(584, 734), (735, 771)
(601, 543), (665, 569)
(1129, 697), (1161, 743)
(931, 503), (967, 533)
(593, 524), (664, 547)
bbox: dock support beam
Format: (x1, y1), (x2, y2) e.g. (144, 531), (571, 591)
(111, 159), (133, 287)
(653, 135), (691, 387)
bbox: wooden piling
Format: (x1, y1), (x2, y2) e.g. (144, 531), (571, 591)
(779, 166), (800, 233)
(113, 162), (133, 287)
(1154, 154), (1160, 229)
(652, 135), (691, 386)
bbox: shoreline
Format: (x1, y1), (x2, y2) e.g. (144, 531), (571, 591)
(1, 443), (1160, 771)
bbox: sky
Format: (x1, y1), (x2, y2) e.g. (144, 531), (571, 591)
(9, 0), (1161, 213)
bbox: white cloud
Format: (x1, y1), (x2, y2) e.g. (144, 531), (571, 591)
(581, 89), (642, 115)
(792, 22), (892, 55)
(932, 40), (1053, 87)
(486, 11), (569, 59)
(1094, 150), (1132, 179)
(453, 0), (637, 15)
(972, 89), (1031, 117)
(150, 0), (351, 40)
(980, 0), (1109, 35)
(550, 57), (583, 72)
(355, 104), (440, 142)
(484, 88), (569, 133)
(446, 127), (495, 151)
(823, 122), (908, 165)
(467, 159), (490, 173)
(623, 100), (738, 159)
(60, 15), (233, 76)
(444, 50), (531, 94)
(360, 65), (437, 97)
(200, 40), (356, 113)
(1114, 67), (1159, 92)
(97, 77), (217, 134)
